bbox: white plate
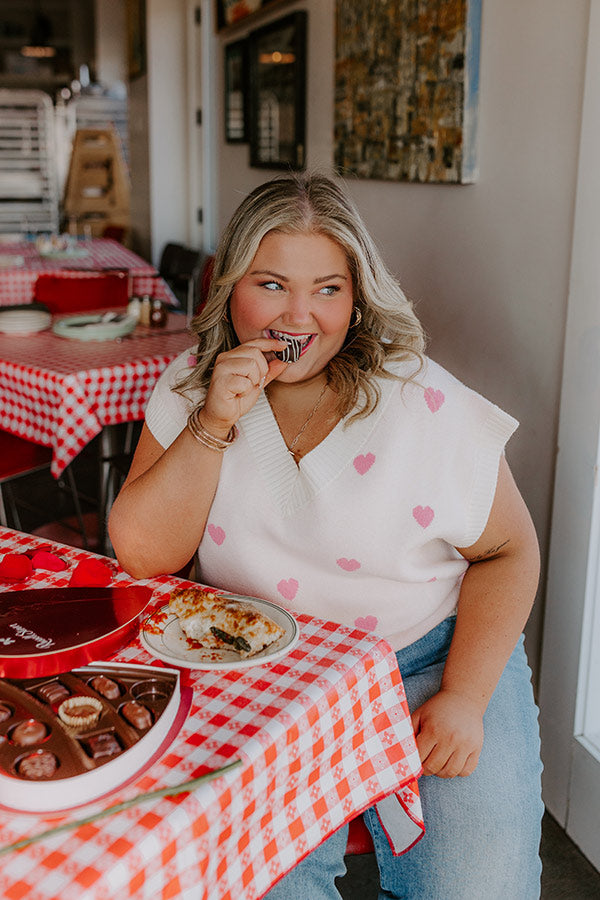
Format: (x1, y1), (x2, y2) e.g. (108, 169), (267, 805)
(140, 595), (299, 670)
(52, 313), (137, 341)
(0, 309), (51, 334)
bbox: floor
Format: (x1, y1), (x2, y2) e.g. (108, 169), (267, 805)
(4, 448), (600, 899)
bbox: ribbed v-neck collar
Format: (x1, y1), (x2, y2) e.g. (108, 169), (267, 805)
(237, 378), (399, 516)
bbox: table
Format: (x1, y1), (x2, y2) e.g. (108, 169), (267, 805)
(0, 527), (424, 900)
(0, 238), (172, 306)
(0, 313), (194, 552)
(0, 312), (193, 479)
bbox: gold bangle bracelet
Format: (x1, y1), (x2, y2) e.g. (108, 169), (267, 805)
(187, 408), (237, 452)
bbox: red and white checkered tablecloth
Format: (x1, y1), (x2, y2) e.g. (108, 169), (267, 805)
(0, 527), (424, 900)
(0, 238), (173, 306)
(0, 315), (194, 477)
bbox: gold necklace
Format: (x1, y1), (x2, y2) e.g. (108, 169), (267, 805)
(267, 382), (329, 462)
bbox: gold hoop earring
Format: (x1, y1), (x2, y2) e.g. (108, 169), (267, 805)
(351, 306), (362, 327)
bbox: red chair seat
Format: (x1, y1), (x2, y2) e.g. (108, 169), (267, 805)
(0, 432), (52, 481)
(345, 814), (375, 855)
(33, 272), (129, 313)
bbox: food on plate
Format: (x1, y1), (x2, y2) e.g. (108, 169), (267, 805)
(169, 587), (285, 658)
(0, 703), (12, 723)
(58, 696), (103, 730)
(17, 749), (58, 779)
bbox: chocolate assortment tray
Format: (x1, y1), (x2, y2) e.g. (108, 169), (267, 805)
(0, 662), (182, 812)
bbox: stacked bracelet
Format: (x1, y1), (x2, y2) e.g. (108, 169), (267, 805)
(187, 407), (237, 452)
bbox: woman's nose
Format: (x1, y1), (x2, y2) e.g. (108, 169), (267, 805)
(283, 291), (312, 325)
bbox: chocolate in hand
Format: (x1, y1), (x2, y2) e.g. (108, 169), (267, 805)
(121, 701), (152, 729)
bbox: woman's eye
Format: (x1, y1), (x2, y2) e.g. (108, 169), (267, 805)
(261, 280), (283, 291)
(319, 285), (340, 296)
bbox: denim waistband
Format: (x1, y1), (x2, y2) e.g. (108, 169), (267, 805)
(394, 615), (457, 678)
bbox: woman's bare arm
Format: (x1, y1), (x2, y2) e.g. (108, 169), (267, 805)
(108, 338), (287, 579)
(410, 455), (540, 778)
(108, 422), (225, 578)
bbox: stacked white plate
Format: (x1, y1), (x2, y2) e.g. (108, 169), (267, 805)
(0, 308), (52, 334)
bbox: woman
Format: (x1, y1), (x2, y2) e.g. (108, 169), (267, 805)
(109, 174), (543, 899)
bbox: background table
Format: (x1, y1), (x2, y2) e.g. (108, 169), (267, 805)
(0, 527), (424, 900)
(0, 238), (172, 305)
(0, 313), (193, 479)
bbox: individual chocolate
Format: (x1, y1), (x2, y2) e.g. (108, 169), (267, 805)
(121, 700), (152, 729)
(274, 335), (303, 363)
(11, 719), (47, 746)
(58, 696), (103, 730)
(18, 750), (58, 779)
(37, 681), (70, 706)
(90, 675), (121, 700)
(85, 732), (121, 759)
(0, 703), (12, 723)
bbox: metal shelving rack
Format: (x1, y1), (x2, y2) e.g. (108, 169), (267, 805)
(0, 89), (59, 234)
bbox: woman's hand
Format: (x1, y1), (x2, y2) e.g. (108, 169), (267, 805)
(200, 337), (288, 435)
(411, 689), (484, 778)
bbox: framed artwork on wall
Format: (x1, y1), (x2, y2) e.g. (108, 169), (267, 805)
(215, 0), (294, 33)
(248, 11), (307, 170)
(334, 0), (482, 184)
(224, 39), (249, 142)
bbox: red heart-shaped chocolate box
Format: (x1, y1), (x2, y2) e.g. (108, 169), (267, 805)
(0, 586), (153, 677)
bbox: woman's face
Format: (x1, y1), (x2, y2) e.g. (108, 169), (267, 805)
(229, 231), (354, 383)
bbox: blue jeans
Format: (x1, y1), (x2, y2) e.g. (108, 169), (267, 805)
(263, 616), (544, 899)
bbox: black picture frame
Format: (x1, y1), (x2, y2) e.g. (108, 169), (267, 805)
(224, 39), (249, 142)
(215, 0), (293, 33)
(248, 11), (307, 170)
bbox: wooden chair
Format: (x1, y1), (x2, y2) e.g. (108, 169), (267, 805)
(0, 430), (88, 547)
(33, 271), (129, 314)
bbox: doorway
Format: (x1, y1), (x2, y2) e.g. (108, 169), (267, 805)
(538, 0), (600, 873)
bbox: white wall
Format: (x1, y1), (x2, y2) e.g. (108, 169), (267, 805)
(146, 0), (190, 263)
(211, 0), (590, 680)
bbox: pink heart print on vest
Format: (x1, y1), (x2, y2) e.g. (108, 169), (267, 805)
(355, 615), (378, 631)
(336, 558), (361, 571)
(277, 578), (299, 601)
(353, 452), (375, 475)
(424, 387), (445, 413)
(412, 505), (434, 528)
(207, 524), (226, 546)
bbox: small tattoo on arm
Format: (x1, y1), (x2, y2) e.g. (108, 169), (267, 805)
(470, 539), (511, 562)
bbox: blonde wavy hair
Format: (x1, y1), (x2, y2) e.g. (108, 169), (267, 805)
(176, 173), (426, 420)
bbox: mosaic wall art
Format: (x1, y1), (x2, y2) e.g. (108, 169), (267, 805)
(334, 0), (482, 183)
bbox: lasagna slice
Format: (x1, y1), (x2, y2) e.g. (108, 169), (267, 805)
(169, 587), (285, 658)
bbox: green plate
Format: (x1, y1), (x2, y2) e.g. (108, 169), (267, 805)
(52, 313), (137, 341)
